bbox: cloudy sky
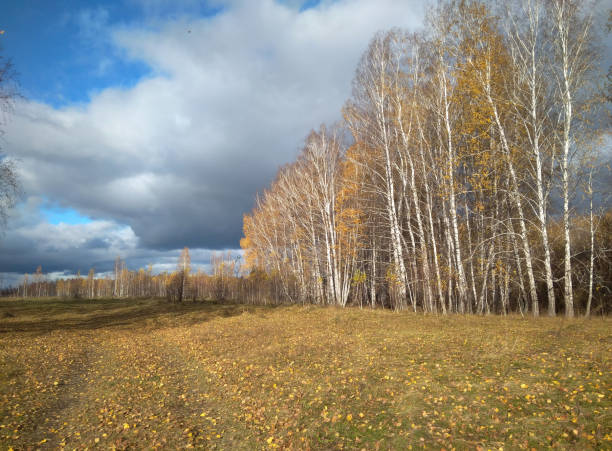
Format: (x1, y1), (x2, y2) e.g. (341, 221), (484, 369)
(0, 0), (427, 285)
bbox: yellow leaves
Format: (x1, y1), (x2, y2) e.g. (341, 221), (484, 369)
(2, 302), (610, 450)
(352, 269), (367, 285)
(123, 423), (130, 430)
(520, 384), (528, 389)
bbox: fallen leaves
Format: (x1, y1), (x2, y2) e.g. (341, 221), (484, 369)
(0, 300), (610, 449)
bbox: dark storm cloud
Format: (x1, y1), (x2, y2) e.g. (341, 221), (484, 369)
(83, 238), (110, 250)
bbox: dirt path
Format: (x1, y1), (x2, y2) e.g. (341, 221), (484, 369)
(3, 327), (253, 450)
(26, 334), (105, 448)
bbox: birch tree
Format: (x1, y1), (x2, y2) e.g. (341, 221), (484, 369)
(345, 31), (410, 310)
(549, 0), (598, 317)
(504, 0), (557, 314)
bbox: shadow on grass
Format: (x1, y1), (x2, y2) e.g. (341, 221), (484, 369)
(0, 297), (280, 333)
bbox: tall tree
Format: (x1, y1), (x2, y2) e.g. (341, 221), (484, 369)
(549, 0), (598, 317)
(345, 31), (410, 310)
(504, 0), (557, 315)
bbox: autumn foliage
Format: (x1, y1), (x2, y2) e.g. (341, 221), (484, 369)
(240, 0), (610, 316)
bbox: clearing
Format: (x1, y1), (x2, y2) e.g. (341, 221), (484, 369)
(0, 298), (610, 449)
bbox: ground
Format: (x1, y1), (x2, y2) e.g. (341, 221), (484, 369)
(0, 298), (610, 450)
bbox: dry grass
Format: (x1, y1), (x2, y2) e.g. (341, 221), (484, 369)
(0, 298), (610, 449)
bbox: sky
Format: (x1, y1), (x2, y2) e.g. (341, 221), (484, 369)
(0, 0), (429, 286)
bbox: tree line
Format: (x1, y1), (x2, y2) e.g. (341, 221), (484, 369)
(240, 0), (611, 316)
(5, 250), (244, 303)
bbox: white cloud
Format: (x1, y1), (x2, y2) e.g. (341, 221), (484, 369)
(19, 220), (137, 251)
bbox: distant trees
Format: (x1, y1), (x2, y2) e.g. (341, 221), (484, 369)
(240, 0), (610, 315)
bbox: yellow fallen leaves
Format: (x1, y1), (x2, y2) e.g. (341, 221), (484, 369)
(1, 300), (610, 451)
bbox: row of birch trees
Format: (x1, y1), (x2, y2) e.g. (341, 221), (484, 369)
(241, 0), (611, 316)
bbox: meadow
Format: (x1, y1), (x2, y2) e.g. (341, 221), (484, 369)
(0, 298), (610, 450)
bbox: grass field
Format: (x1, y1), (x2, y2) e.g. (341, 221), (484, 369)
(0, 298), (610, 450)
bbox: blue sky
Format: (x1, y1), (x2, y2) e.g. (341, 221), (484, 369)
(2, 0), (146, 107)
(1, 0), (319, 108)
(0, 0), (241, 109)
(41, 204), (91, 225)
